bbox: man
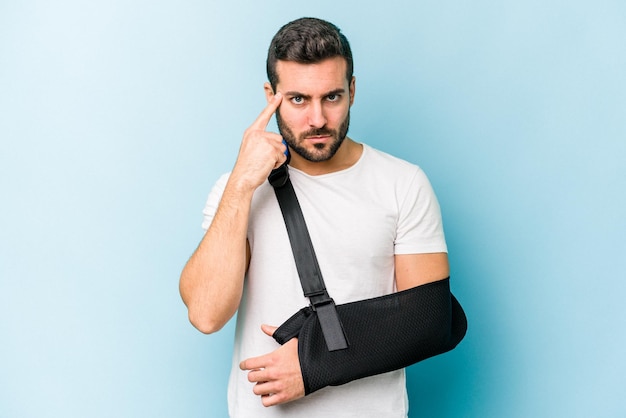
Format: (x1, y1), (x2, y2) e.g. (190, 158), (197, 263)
(180, 17), (450, 417)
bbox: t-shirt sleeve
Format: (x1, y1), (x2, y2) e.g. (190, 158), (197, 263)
(201, 173), (231, 231)
(394, 167), (447, 254)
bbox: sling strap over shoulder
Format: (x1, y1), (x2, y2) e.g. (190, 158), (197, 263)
(268, 164), (349, 351)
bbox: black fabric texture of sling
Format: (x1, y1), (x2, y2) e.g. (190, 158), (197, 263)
(268, 163), (467, 395)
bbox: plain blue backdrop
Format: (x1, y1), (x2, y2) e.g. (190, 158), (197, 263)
(1, 1), (624, 417)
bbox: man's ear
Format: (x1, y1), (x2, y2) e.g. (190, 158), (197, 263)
(349, 76), (356, 106)
(264, 82), (275, 103)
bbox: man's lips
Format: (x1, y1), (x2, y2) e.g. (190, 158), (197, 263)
(305, 135), (331, 143)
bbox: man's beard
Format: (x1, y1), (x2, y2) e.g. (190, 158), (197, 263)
(276, 109), (350, 163)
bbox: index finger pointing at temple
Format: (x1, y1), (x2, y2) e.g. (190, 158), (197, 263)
(250, 93), (283, 131)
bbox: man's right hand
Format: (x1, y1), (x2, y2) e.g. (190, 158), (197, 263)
(230, 93), (287, 191)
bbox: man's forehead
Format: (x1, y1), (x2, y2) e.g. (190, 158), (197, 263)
(275, 57), (348, 91)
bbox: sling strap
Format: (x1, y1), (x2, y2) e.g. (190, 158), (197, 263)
(268, 164), (349, 351)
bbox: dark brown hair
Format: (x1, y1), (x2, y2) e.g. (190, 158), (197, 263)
(266, 17), (353, 90)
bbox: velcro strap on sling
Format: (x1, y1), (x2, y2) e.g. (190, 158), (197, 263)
(310, 297), (349, 351)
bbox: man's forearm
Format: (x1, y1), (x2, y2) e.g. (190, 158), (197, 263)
(180, 92), (286, 334)
(273, 278), (467, 394)
(179, 180), (254, 334)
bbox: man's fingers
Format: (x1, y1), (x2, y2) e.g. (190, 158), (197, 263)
(242, 338), (304, 406)
(250, 92), (283, 131)
(247, 367), (274, 385)
(240, 354), (265, 371)
(240, 324), (279, 371)
(272, 152), (288, 170)
(253, 380), (279, 396)
(261, 324), (278, 337)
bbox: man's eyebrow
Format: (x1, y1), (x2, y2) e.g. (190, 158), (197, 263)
(283, 88), (346, 98)
(284, 91), (311, 99)
(324, 88), (346, 97)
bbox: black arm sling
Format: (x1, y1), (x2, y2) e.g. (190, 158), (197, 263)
(268, 163), (467, 395)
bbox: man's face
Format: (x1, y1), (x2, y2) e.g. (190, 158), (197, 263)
(272, 57), (355, 163)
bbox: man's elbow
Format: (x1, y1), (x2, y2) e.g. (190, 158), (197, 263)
(187, 308), (227, 335)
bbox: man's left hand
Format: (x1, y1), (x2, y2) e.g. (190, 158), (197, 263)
(239, 324), (305, 407)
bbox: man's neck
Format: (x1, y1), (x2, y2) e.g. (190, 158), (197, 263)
(288, 138), (363, 176)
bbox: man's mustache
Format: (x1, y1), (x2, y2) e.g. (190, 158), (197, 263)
(300, 128), (335, 138)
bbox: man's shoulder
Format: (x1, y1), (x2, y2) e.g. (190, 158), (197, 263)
(362, 143), (422, 174)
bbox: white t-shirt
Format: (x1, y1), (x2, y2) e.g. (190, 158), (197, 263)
(202, 144), (447, 417)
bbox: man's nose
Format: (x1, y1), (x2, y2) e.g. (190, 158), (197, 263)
(307, 102), (327, 128)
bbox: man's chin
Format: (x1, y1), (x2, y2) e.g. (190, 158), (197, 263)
(300, 145), (340, 162)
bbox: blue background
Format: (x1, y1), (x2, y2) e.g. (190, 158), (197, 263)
(1, 1), (624, 417)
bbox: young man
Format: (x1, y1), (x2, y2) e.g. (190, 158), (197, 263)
(180, 17), (450, 417)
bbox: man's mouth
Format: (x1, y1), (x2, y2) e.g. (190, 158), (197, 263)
(306, 135), (331, 143)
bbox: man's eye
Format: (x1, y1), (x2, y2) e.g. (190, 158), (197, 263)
(291, 96), (304, 104)
(327, 94), (339, 102)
